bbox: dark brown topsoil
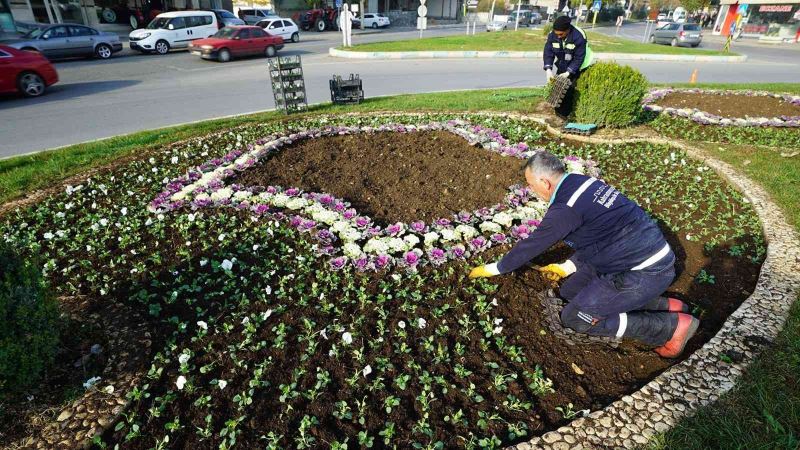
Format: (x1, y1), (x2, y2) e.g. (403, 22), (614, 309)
(106, 132), (765, 449)
(655, 92), (800, 119)
(236, 131), (526, 225)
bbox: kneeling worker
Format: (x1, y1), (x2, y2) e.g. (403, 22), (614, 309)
(544, 15), (594, 117)
(469, 152), (699, 358)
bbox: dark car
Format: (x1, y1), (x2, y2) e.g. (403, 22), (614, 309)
(0, 45), (59, 97)
(188, 26), (284, 62)
(208, 9), (246, 28)
(4, 24), (123, 59)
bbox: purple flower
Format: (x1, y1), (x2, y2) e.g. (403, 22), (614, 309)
(266, 186), (278, 194)
(319, 194), (334, 205)
(527, 219), (542, 228)
(387, 222), (405, 236)
(316, 229), (335, 244)
(286, 188), (300, 197)
(428, 247), (447, 265)
(355, 217), (371, 229)
(403, 250), (420, 267)
(457, 211), (473, 223)
(252, 204), (270, 215)
(333, 201), (346, 212)
(375, 254), (392, 269)
(329, 256), (348, 270)
(299, 220), (316, 231)
(511, 225), (529, 240)
(289, 215), (304, 228)
(491, 233), (507, 244)
(469, 236), (488, 251)
(435, 218), (452, 227)
(192, 197), (212, 208)
(353, 256), (371, 271)
(410, 221), (427, 233)
(343, 209), (357, 220)
(449, 244), (467, 259)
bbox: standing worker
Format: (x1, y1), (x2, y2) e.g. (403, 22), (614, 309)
(543, 15), (594, 118)
(468, 152), (700, 358)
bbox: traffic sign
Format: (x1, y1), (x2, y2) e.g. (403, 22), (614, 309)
(418, 5), (428, 16)
(417, 16), (427, 29)
(467, 0), (479, 9)
(335, 0), (342, 7)
(591, 0), (601, 11)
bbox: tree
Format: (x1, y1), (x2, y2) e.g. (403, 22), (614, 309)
(679, 0), (710, 13)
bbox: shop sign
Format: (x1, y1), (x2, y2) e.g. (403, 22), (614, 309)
(758, 5), (793, 12)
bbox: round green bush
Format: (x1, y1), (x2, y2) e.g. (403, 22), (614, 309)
(0, 244), (60, 398)
(573, 61), (649, 128)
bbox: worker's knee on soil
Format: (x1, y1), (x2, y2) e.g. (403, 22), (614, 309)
(560, 305), (594, 334)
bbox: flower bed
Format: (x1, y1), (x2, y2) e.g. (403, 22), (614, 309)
(0, 114), (766, 449)
(643, 88), (800, 127)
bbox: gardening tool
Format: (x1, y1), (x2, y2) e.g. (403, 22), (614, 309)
(546, 75), (572, 109)
(562, 123), (597, 136)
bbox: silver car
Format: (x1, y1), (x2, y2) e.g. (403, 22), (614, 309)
(209, 9), (246, 28)
(486, 19), (508, 32)
(3, 24), (122, 59)
(649, 22), (703, 47)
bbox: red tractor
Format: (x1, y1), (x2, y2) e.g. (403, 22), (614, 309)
(299, 5), (340, 31)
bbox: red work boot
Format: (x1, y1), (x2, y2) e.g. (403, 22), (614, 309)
(667, 297), (689, 313)
(655, 313), (700, 358)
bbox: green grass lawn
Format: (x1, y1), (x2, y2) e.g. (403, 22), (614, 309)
(1, 83), (799, 448)
(343, 30), (735, 55)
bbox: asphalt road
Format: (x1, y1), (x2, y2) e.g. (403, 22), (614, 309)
(1, 25), (798, 157)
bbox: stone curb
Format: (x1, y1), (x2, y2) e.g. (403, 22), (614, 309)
(328, 47), (748, 62)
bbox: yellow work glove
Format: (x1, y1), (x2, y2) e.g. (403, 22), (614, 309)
(536, 260), (577, 281)
(469, 263), (500, 279)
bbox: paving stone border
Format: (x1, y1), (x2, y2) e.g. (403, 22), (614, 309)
(5, 111), (797, 449)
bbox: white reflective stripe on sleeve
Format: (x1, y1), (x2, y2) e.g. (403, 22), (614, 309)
(485, 262), (500, 275)
(631, 243), (671, 271)
(616, 313), (628, 338)
(566, 177), (597, 207)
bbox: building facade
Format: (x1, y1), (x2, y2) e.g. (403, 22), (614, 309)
(714, 0), (800, 41)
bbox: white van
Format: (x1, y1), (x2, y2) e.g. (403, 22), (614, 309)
(129, 11), (218, 55)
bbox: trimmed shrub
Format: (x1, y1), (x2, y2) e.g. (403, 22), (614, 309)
(542, 22), (552, 36)
(0, 244), (60, 398)
(572, 61), (649, 128)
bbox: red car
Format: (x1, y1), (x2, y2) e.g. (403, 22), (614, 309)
(0, 45), (59, 97)
(188, 26), (284, 62)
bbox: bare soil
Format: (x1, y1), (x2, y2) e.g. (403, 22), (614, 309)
(655, 92), (800, 119)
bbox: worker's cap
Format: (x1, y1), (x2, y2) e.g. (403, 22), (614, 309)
(553, 15), (571, 31)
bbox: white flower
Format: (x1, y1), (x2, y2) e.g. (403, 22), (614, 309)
(491, 298), (499, 306)
(311, 209), (339, 225)
(423, 232), (440, 246)
(217, 380), (227, 390)
(340, 228), (362, 242)
(455, 225), (478, 239)
(200, 259), (208, 267)
(241, 316), (250, 325)
(364, 238), (389, 254)
(187, 213), (196, 222)
(362, 365), (372, 377)
(493, 326), (503, 335)
(492, 212), (514, 227)
(102, 385), (115, 394)
(440, 228), (457, 242)
(210, 188), (233, 202)
(197, 321), (208, 330)
(178, 353), (190, 365)
(342, 332), (353, 345)
(261, 309), (273, 320)
(566, 161), (585, 174)
(331, 220), (351, 233)
(43, 232), (54, 240)
(398, 321), (406, 329)
(343, 242), (363, 259)
(176, 376), (187, 390)
(286, 197), (308, 210)
(221, 259), (233, 271)
(265, 286), (272, 295)
(479, 221), (502, 233)
(171, 156), (179, 164)
(120, 207), (128, 216)
(233, 190), (252, 201)
(194, 193), (211, 204)
(417, 318), (427, 329)
(271, 193), (290, 207)
(253, 244), (260, 251)
(403, 234), (420, 247)
(494, 318), (503, 325)
(388, 237), (407, 252)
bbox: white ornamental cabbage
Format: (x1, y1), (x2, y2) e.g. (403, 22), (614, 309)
(388, 238), (407, 253)
(271, 193), (290, 208)
(423, 232), (440, 246)
(440, 228), (458, 242)
(511, 207), (538, 220)
(178, 353), (190, 365)
(566, 160), (585, 174)
(492, 212), (514, 227)
(340, 228), (362, 242)
(343, 242), (363, 259)
(455, 225), (478, 239)
(210, 188), (233, 202)
(258, 192), (273, 201)
(233, 190), (252, 201)
(285, 197), (307, 210)
(312, 209), (339, 225)
(479, 221), (503, 233)
(176, 375), (187, 390)
(363, 238), (389, 254)
(331, 220), (351, 233)
(403, 234), (420, 247)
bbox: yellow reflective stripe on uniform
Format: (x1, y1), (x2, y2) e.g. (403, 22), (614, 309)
(565, 43), (576, 49)
(572, 25), (594, 70)
(552, 42), (561, 48)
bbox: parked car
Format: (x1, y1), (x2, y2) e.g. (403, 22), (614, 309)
(656, 12), (667, 20)
(129, 11), (218, 55)
(649, 22), (703, 47)
(256, 17), (300, 43)
(3, 24), (122, 60)
(0, 45), (58, 97)
(486, 17), (508, 32)
(507, 10), (541, 26)
(355, 13), (390, 29)
(236, 7), (277, 25)
(188, 26), (284, 62)
(208, 9), (246, 28)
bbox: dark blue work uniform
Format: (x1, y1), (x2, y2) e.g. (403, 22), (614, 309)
(543, 25), (589, 77)
(497, 174), (678, 346)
